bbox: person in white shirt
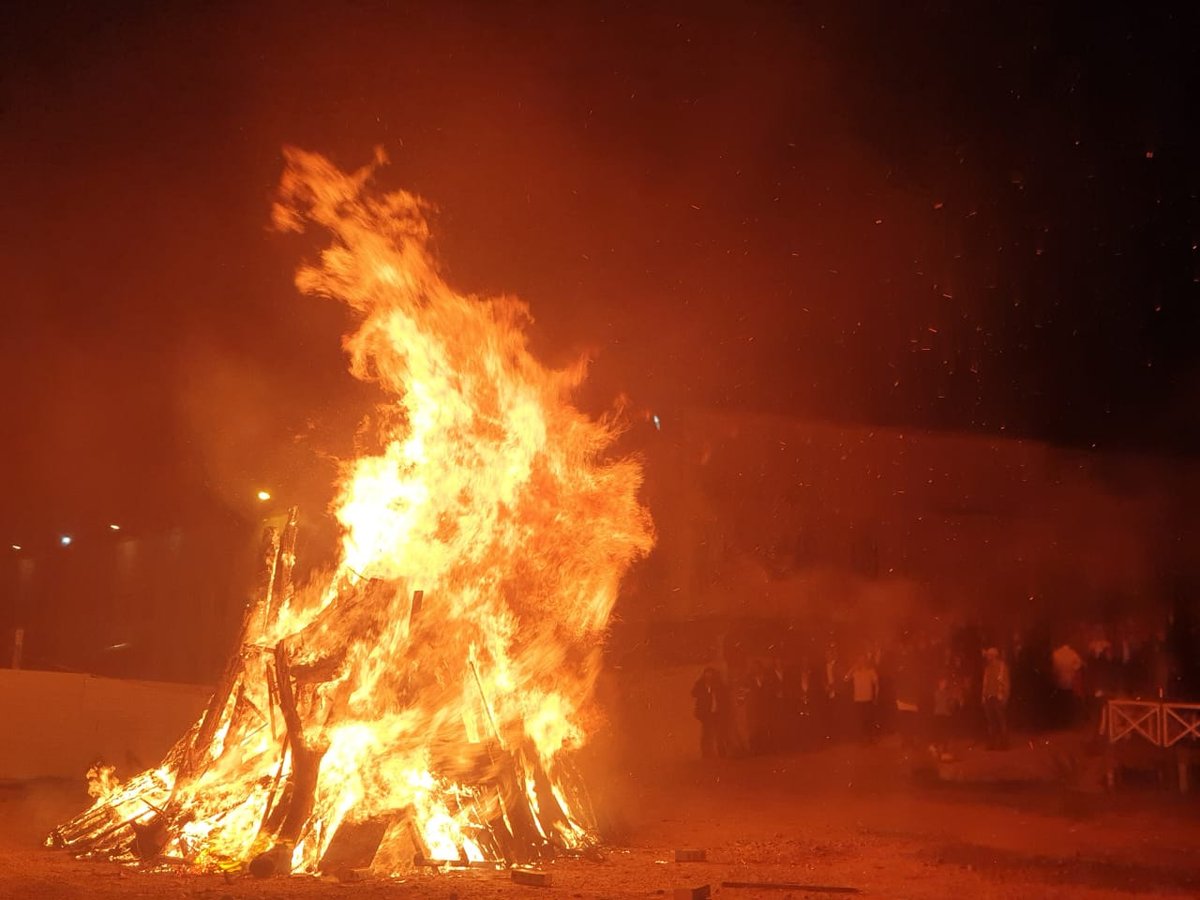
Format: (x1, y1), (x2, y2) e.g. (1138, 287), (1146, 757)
(845, 655), (879, 742)
(1052, 642), (1084, 727)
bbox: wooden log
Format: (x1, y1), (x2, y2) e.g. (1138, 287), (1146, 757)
(186, 525), (281, 777)
(131, 815), (170, 860)
(478, 783), (521, 864)
(66, 809), (147, 855)
(45, 804), (117, 849)
(368, 816), (422, 875)
(549, 755), (600, 839)
(267, 507), (299, 625)
(511, 869), (552, 886)
(414, 856), (499, 869)
(319, 816), (392, 873)
(262, 781), (293, 838)
(523, 746), (575, 853)
(248, 845), (289, 878)
(47, 768), (170, 852)
(257, 742), (290, 835)
(463, 792), (504, 861)
(267, 641), (328, 863)
(493, 753), (547, 864)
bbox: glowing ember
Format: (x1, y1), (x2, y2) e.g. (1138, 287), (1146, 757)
(48, 148), (653, 875)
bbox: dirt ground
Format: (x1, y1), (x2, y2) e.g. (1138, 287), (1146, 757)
(3, 738), (1199, 900)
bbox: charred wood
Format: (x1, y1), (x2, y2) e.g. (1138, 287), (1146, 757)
(257, 745), (291, 836)
(267, 506), (299, 624)
(186, 525), (281, 778)
(318, 816), (391, 873)
(131, 814), (170, 860)
(262, 640), (329, 868)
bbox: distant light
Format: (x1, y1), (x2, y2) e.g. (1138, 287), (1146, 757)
(60, 535), (72, 547)
(652, 414), (662, 431)
(108, 524), (121, 532)
(257, 490), (272, 502)
(10, 545), (21, 552)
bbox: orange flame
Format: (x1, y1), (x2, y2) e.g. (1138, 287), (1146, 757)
(51, 148), (653, 875)
(86, 764), (122, 801)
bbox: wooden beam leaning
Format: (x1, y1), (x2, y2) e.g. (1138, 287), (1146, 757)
(187, 524), (283, 778)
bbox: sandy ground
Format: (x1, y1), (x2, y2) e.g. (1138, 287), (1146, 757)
(2, 738), (1199, 900)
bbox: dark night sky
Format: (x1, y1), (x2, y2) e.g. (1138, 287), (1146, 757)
(1, 1), (1197, 545)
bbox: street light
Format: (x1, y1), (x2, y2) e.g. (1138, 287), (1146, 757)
(257, 490), (272, 502)
(60, 535), (72, 547)
(109, 524), (121, 532)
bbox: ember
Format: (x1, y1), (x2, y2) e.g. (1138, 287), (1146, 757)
(46, 148), (654, 876)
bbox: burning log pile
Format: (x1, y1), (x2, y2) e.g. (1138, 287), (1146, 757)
(47, 148), (653, 876)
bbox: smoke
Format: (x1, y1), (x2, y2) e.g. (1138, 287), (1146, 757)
(0, 1), (998, 544)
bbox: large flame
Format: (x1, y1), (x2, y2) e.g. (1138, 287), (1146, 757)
(49, 148), (653, 875)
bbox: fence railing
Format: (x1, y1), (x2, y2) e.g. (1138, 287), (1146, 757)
(1106, 699), (1200, 748)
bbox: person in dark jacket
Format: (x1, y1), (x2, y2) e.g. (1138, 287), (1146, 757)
(691, 667), (728, 758)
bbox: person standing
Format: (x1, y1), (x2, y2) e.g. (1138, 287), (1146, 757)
(846, 655), (879, 743)
(691, 667), (726, 758)
(982, 647), (1011, 750)
(1052, 641), (1084, 727)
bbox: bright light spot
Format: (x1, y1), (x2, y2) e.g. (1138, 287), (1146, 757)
(256, 490), (271, 502)
(108, 524), (121, 532)
(60, 535), (72, 547)
(10, 545), (20, 552)
(652, 414), (662, 431)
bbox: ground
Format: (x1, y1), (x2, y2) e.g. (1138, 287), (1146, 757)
(2, 738), (1199, 899)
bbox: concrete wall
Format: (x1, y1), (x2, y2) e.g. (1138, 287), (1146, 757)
(0, 515), (262, 684)
(0, 669), (209, 781)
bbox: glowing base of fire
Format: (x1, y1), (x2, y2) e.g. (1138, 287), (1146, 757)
(48, 519), (601, 875)
(52, 736), (598, 875)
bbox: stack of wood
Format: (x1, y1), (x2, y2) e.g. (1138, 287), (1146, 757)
(46, 508), (600, 876)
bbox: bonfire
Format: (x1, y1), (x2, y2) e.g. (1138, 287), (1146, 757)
(47, 148), (654, 876)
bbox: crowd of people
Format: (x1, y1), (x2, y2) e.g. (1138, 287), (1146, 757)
(690, 608), (1200, 760)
